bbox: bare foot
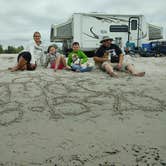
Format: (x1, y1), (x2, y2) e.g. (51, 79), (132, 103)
(8, 67), (18, 72)
(54, 67), (57, 72)
(75, 69), (80, 72)
(64, 66), (71, 70)
(11, 68), (17, 72)
(133, 72), (145, 77)
(109, 72), (118, 78)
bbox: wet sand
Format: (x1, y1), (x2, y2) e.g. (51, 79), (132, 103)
(0, 54), (166, 166)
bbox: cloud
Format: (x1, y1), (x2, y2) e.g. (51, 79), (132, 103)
(0, 0), (165, 47)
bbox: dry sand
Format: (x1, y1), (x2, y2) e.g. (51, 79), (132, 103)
(0, 54), (166, 166)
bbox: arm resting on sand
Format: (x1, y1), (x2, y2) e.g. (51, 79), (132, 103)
(10, 66), (19, 72)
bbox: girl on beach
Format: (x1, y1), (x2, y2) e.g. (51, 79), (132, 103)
(44, 44), (70, 71)
(8, 51), (36, 72)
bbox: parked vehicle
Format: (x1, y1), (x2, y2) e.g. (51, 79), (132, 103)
(138, 40), (166, 57)
(50, 13), (163, 56)
(151, 40), (166, 55)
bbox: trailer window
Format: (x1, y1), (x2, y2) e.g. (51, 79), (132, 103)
(56, 22), (72, 38)
(131, 20), (137, 30)
(110, 25), (128, 32)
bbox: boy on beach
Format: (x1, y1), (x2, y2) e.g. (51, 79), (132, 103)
(67, 42), (93, 72)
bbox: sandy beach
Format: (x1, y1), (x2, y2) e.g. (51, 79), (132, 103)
(0, 54), (166, 166)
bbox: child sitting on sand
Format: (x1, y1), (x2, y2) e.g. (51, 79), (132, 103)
(44, 44), (70, 71)
(67, 42), (93, 72)
(8, 51), (36, 72)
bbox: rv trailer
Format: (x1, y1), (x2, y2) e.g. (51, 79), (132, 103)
(50, 13), (163, 55)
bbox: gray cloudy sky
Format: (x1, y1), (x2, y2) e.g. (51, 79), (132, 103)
(0, 0), (166, 47)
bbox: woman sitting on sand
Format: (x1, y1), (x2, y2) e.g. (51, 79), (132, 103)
(26, 31), (46, 66)
(8, 51), (36, 72)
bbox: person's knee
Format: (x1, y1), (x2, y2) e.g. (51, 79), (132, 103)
(55, 56), (61, 62)
(104, 63), (112, 70)
(71, 64), (80, 71)
(102, 61), (109, 68)
(126, 63), (132, 69)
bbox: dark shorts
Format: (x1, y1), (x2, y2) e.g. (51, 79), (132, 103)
(17, 51), (31, 63)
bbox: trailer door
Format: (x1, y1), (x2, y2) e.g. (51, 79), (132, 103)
(128, 17), (140, 47)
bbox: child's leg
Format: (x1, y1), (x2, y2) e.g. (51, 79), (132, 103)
(79, 66), (93, 72)
(60, 55), (67, 66)
(18, 56), (27, 70)
(71, 64), (81, 71)
(54, 56), (61, 71)
(8, 56), (27, 72)
(59, 55), (71, 70)
(55, 55), (71, 70)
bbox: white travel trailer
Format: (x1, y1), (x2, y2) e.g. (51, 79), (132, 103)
(50, 13), (163, 55)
